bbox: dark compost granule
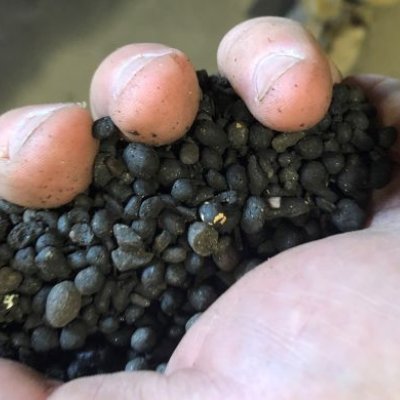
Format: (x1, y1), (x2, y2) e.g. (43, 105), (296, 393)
(0, 72), (397, 381)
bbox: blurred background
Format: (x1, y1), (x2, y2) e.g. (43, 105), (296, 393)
(0, 0), (400, 113)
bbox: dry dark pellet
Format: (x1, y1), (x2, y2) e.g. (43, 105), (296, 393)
(205, 169), (227, 191)
(184, 252), (204, 275)
(195, 120), (228, 149)
(141, 262), (165, 288)
(227, 121), (249, 149)
(74, 266), (105, 295)
(188, 285), (217, 312)
(322, 152), (345, 175)
(159, 211), (186, 236)
(125, 357), (149, 371)
(124, 196), (142, 221)
(35, 231), (63, 252)
(345, 110), (369, 130)
(249, 123), (273, 149)
(60, 321), (88, 350)
(153, 230), (174, 254)
(188, 222), (218, 256)
(171, 179), (195, 202)
(162, 246), (187, 264)
(0, 76), (396, 381)
(241, 196), (266, 234)
(124, 305), (145, 325)
(31, 326), (59, 353)
(331, 198), (366, 232)
(92, 117), (119, 140)
(300, 161), (328, 194)
(248, 155), (268, 196)
(351, 129), (374, 151)
(0, 267), (23, 294)
(165, 264), (188, 288)
(91, 209), (114, 239)
(131, 218), (157, 242)
(69, 223), (95, 247)
(179, 142), (200, 165)
(133, 179), (159, 197)
(67, 250), (87, 271)
(113, 224), (143, 249)
(111, 248), (154, 271)
(18, 276), (42, 295)
(130, 327), (157, 353)
(226, 163), (248, 193)
(123, 143), (160, 179)
(45, 281), (82, 328)
(36, 247), (70, 281)
(160, 288), (184, 316)
(86, 246), (109, 269)
(158, 159), (188, 187)
(201, 148), (223, 170)
(212, 236), (239, 272)
(32, 287), (50, 315)
(95, 280), (116, 314)
(7, 222), (43, 250)
(296, 135), (323, 159)
(99, 316), (120, 334)
(139, 196), (164, 219)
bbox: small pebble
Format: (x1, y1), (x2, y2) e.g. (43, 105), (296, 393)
(31, 326), (59, 353)
(0, 267), (23, 295)
(331, 199), (366, 232)
(74, 266), (105, 295)
(179, 142), (200, 164)
(46, 281), (82, 328)
(123, 143), (160, 179)
(188, 285), (217, 312)
(60, 321), (88, 350)
(187, 222), (218, 256)
(130, 327), (157, 353)
(125, 357), (149, 371)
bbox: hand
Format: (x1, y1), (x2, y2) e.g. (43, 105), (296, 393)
(1, 17), (400, 399)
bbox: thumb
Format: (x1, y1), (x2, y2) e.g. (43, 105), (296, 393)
(47, 369), (235, 400)
(217, 17), (339, 132)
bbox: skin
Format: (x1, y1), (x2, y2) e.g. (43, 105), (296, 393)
(0, 104), (98, 208)
(90, 43), (201, 146)
(0, 17), (399, 399)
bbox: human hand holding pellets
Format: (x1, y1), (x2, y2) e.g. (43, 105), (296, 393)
(1, 16), (400, 399)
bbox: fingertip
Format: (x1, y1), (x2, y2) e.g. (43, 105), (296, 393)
(217, 17), (334, 132)
(0, 359), (56, 400)
(0, 103), (98, 208)
(90, 43), (201, 145)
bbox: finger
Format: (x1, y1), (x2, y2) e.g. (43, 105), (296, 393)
(48, 370), (230, 400)
(90, 43), (201, 146)
(217, 17), (336, 132)
(0, 104), (98, 208)
(0, 359), (59, 400)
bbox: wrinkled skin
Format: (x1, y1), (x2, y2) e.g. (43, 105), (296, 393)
(1, 17), (400, 399)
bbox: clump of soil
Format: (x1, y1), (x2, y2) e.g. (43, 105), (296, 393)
(0, 71), (396, 381)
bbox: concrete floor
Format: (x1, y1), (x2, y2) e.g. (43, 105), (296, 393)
(0, 0), (400, 114)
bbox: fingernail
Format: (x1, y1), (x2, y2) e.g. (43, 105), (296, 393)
(253, 53), (304, 102)
(112, 49), (175, 97)
(8, 103), (74, 158)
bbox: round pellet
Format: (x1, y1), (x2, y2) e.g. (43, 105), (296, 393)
(46, 281), (82, 328)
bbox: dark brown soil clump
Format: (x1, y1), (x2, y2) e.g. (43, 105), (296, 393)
(0, 71), (397, 381)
